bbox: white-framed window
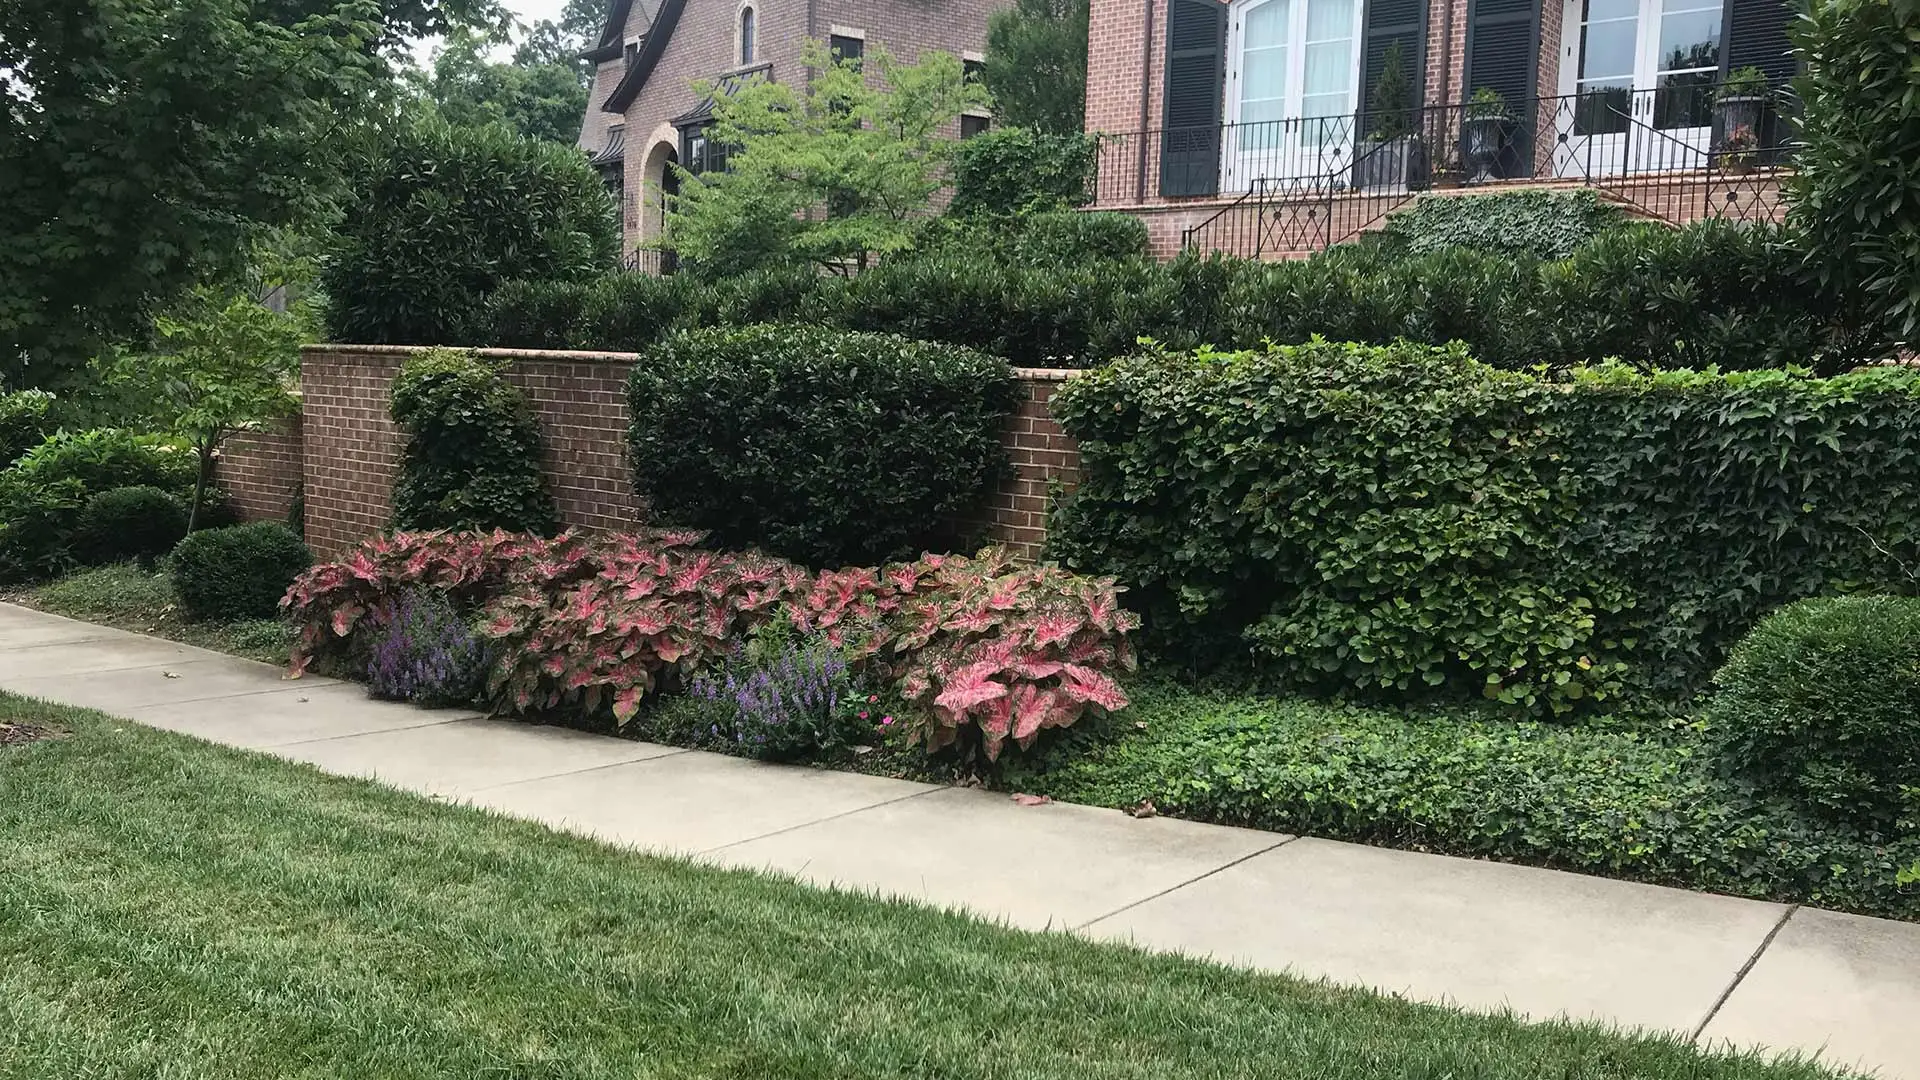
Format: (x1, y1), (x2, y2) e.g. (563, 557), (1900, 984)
(1226, 0), (1363, 146)
(738, 3), (758, 65)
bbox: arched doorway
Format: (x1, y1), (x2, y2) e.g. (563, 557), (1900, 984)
(640, 138), (680, 275)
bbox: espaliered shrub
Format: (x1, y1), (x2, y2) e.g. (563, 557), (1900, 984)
(1710, 596), (1920, 829)
(389, 348), (557, 535)
(284, 529), (1139, 758)
(1052, 344), (1920, 710)
(1381, 189), (1623, 260)
(628, 325), (1014, 566)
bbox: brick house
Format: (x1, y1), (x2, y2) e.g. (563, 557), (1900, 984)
(1085, 0), (1799, 257)
(577, 0), (1005, 264)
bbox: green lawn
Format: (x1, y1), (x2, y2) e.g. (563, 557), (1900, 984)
(0, 695), (1856, 1080)
(14, 562), (291, 664)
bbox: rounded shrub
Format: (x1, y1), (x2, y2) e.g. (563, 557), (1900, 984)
(322, 118), (617, 346)
(389, 348), (557, 535)
(1710, 594), (1920, 827)
(628, 324), (1014, 566)
(0, 430), (200, 582)
(169, 521), (314, 621)
(73, 486), (188, 565)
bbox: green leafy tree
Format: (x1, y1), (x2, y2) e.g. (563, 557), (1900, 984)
(1789, 0), (1920, 344)
(982, 0), (1090, 135)
(420, 28), (589, 143)
(665, 41), (987, 275)
(120, 290), (305, 533)
(0, 0), (386, 388)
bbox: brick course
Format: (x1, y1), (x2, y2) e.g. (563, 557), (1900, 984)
(218, 346), (1083, 562)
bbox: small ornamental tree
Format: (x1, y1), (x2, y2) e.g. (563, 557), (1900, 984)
(664, 40), (988, 275)
(123, 290), (303, 532)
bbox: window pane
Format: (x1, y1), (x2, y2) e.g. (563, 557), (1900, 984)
(1304, 0), (1353, 42)
(1573, 80), (1631, 134)
(740, 8), (755, 64)
(1303, 40), (1350, 100)
(1584, 0), (1637, 20)
(1245, 0), (1290, 47)
(1655, 10), (1720, 72)
(1579, 19), (1638, 80)
(1653, 69), (1714, 128)
(1241, 47), (1288, 102)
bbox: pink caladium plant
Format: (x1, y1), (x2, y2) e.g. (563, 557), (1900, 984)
(284, 530), (1138, 756)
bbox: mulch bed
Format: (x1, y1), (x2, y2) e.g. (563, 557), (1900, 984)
(0, 722), (59, 747)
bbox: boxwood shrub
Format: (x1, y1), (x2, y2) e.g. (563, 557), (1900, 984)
(1710, 595), (1920, 828)
(1051, 344), (1920, 711)
(627, 324), (1014, 566)
(72, 486), (188, 565)
(389, 348), (557, 535)
(170, 521), (314, 621)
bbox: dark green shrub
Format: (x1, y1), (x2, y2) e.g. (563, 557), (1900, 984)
(169, 521), (314, 621)
(1381, 189), (1623, 260)
(1011, 211), (1149, 264)
(948, 128), (1096, 216)
(570, 272), (695, 352)
(0, 431), (200, 582)
(323, 119), (617, 346)
(389, 348), (557, 535)
(1790, 0), (1920, 345)
(486, 279), (594, 351)
(685, 265), (830, 328)
(0, 389), (56, 466)
(72, 486), (188, 565)
(628, 325), (1014, 565)
(1535, 221), (1857, 373)
(1051, 341), (1629, 715)
(1053, 347), (1920, 711)
(1710, 595), (1920, 828)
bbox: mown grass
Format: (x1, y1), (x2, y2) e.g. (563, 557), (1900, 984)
(14, 562), (291, 664)
(0, 694), (1858, 1080)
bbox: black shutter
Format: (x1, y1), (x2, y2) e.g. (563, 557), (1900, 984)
(1465, 0), (1539, 175)
(1160, 0), (1227, 197)
(1361, 0), (1427, 135)
(1723, 0), (1796, 80)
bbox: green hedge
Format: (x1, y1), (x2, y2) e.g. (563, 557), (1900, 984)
(0, 430), (202, 582)
(389, 349), (557, 535)
(627, 325), (1014, 566)
(1002, 681), (1920, 921)
(474, 219), (1876, 374)
(947, 128), (1096, 216)
(1051, 342), (1920, 710)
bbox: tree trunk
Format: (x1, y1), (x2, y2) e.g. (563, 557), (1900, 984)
(187, 442), (214, 534)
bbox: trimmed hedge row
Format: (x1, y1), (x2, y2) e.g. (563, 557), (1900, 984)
(480, 220), (1881, 373)
(627, 325), (1014, 566)
(1049, 341), (1920, 710)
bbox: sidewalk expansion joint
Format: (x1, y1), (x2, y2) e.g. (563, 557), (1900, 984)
(698, 784), (949, 855)
(458, 745), (698, 794)
(1689, 902), (1799, 1043)
(1068, 834), (1301, 934)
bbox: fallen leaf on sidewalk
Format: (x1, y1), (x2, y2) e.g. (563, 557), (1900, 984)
(1128, 800), (1158, 819)
(162, 671), (181, 679)
(1011, 793), (1052, 807)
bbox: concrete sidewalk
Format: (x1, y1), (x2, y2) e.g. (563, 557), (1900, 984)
(2, 601), (1913, 1077)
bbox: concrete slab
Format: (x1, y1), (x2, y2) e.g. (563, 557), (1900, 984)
(279, 718), (682, 797)
(1081, 837), (1784, 1035)
(0, 655), (331, 711)
(0, 604), (121, 649)
(467, 752), (937, 855)
(712, 787), (1288, 931)
(1701, 907), (1920, 1080)
(132, 682), (470, 749)
(0, 634), (215, 680)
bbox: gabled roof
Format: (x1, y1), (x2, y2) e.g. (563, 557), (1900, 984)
(581, 0), (660, 63)
(600, 0), (687, 113)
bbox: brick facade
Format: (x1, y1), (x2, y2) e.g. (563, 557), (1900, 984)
(216, 346), (1082, 563)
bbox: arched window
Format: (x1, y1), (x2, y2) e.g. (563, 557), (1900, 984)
(739, 5), (757, 65)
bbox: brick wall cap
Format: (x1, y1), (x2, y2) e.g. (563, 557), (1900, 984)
(1010, 367), (1083, 382)
(304, 343), (644, 363)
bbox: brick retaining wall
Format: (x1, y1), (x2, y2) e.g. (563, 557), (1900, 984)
(216, 345), (1083, 562)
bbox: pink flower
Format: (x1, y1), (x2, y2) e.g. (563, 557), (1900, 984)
(881, 715), (894, 725)
(867, 694), (879, 703)
(859, 711), (869, 720)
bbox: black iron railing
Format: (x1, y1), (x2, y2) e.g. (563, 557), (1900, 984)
(1088, 79), (1795, 255)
